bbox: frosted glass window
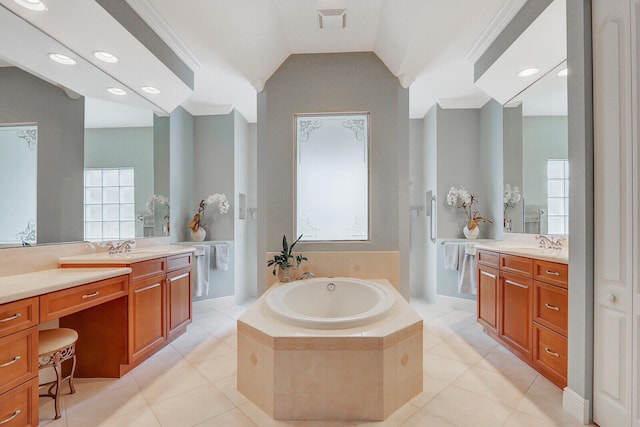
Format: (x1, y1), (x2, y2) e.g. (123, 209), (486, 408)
(546, 159), (569, 235)
(295, 113), (369, 242)
(83, 168), (135, 241)
(0, 125), (37, 245)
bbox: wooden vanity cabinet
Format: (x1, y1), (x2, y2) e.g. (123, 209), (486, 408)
(477, 249), (568, 388)
(127, 254), (192, 365)
(0, 297), (39, 426)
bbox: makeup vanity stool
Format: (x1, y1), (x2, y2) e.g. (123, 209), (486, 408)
(38, 328), (78, 419)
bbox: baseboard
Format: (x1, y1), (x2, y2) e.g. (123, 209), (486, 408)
(563, 387), (591, 424)
(434, 294), (477, 313)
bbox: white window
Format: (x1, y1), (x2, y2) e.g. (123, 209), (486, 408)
(84, 168), (135, 241)
(547, 159), (569, 235)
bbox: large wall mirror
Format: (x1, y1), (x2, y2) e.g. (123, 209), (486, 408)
(505, 62), (568, 235)
(0, 62), (169, 248)
(295, 113), (369, 242)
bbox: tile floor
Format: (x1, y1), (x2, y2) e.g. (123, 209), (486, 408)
(38, 296), (596, 427)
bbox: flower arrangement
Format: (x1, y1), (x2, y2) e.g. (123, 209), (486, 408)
(146, 195), (170, 219)
(446, 186), (493, 230)
(188, 193), (229, 232)
(503, 184), (522, 215)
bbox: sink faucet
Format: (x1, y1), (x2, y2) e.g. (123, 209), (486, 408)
(106, 240), (136, 255)
(536, 235), (565, 250)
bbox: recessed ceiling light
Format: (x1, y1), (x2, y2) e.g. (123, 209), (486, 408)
(48, 53), (76, 65)
(14, 0), (47, 11)
(557, 68), (568, 77)
(141, 86), (160, 94)
(107, 87), (127, 96)
(93, 51), (118, 63)
(517, 67), (540, 77)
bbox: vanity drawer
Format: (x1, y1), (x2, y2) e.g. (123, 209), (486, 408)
(500, 254), (534, 278)
(0, 376), (38, 427)
(533, 323), (567, 388)
(130, 258), (166, 282)
(0, 327), (37, 396)
(534, 260), (568, 289)
(40, 275), (128, 322)
(0, 297), (38, 338)
(167, 253), (192, 272)
(533, 281), (568, 336)
(477, 250), (499, 268)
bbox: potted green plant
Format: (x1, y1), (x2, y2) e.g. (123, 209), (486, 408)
(267, 234), (308, 282)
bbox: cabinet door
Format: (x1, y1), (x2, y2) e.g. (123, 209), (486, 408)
(167, 268), (192, 340)
(477, 265), (499, 333)
(128, 275), (166, 362)
(499, 272), (532, 360)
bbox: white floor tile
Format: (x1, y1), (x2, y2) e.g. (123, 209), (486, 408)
(41, 296), (581, 427)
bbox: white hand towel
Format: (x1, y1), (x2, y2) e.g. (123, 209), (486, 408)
(465, 242), (477, 256)
(214, 243), (229, 271)
(444, 242), (459, 270)
(458, 252), (477, 294)
(192, 245), (210, 297)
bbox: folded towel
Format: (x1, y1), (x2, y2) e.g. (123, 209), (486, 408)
(458, 252), (477, 294)
(193, 245), (210, 297)
(214, 243), (229, 271)
(444, 242), (459, 270)
(465, 242), (477, 256)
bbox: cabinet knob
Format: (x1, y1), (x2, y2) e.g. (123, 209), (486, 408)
(607, 294), (617, 303)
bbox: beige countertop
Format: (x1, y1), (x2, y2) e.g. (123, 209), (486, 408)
(474, 241), (568, 264)
(58, 245), (196, 265)
(0, 267), (132, 305)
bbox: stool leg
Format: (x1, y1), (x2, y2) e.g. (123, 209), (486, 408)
(52, 357), (62, 420)
(69, 353), (77, 394)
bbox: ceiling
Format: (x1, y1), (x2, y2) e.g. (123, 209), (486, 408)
(0, 0), (560, 124)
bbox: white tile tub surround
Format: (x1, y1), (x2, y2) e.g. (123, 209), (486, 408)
(237, 279), (423, 421)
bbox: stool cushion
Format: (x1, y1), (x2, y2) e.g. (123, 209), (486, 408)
(39, 328), (78, 355)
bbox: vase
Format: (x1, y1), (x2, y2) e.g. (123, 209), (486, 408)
(463, 224), (480, 239)
(191, 227), (206, 242)
(278, 266), (298, 283)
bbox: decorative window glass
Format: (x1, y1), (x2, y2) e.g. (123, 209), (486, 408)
(84, 168), (135, 241)
(546, 159), (569, 234)
(0, 125), (37, 245)
(295, 113), (369, 242)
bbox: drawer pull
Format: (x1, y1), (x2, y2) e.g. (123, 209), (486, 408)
(545, 270), (561, 276)
(0, 410), (21, 425)
(505, 279), (528, 289)
(0, 355), (21, 368)
(545, 347), (560, 358)
(81, 291), (100, 299)
(0, 313), (21, 323)
(544, 303), (560, 311)
(481, 271), (496, 279)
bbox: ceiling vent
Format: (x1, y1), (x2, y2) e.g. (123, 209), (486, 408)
(318, 9), (346, 30)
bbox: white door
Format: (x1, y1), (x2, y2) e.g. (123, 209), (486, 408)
(592, 0), (636, 426)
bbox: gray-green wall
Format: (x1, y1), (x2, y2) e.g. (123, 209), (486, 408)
(256, 52), (410, 296)
(503, 105), (524, 233)
(0, 67), (84, 244)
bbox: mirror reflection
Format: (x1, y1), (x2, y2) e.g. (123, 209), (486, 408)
(295, 113), (369, 242)
(503, 62), (568, 235)
(0, 63), (169, 248)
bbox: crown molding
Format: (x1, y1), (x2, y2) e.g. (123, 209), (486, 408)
(126, 0), (201, 72)
(437, 94), (491, 109)
(465, 0), (527, 64)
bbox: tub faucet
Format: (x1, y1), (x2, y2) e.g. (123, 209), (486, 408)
(535, 235), (565, 250)
(107, 240), (136, 255)
(296, 271), (315, 280)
